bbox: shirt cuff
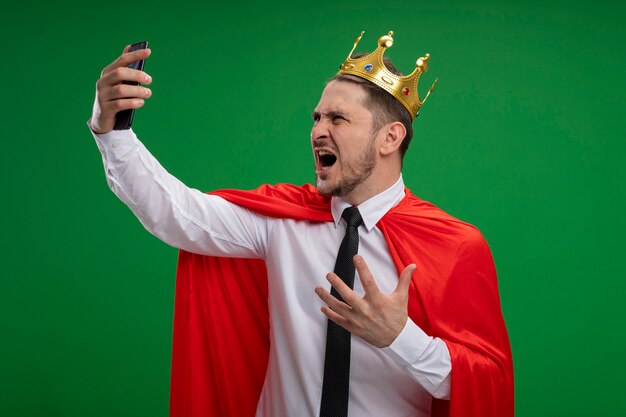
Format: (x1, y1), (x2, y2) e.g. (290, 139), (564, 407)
(88, 122), (139, 164)
(381, 318), (433, 364)
(380, 318), (452, 400)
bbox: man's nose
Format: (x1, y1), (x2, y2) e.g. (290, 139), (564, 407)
(311, 119), (330, 142)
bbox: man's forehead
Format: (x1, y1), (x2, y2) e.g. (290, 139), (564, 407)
(314, 81), (367, 114)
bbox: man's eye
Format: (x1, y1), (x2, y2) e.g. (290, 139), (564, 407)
(332, 116), (345, 123)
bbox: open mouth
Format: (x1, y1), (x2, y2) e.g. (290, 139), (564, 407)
(318, 150), (337, 170)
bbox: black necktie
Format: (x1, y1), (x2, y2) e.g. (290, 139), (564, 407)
(319, 206), (363, 417)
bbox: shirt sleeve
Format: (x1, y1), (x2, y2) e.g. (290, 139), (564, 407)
(381, 318), (452, 400)
(90, 126), (268, 259)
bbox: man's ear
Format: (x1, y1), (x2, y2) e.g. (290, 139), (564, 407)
(379, 121), (407, 156)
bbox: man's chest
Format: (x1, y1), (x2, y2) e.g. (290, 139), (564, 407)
(263, 219), (399, 300)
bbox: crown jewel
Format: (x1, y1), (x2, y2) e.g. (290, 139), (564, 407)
(338, 31), (438, 120)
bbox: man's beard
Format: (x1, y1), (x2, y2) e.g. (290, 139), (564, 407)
(316, 138), (377, 197)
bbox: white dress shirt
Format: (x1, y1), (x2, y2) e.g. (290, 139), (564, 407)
(92, 127), (452, 417)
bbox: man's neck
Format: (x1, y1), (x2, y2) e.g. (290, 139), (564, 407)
(340, 172), (403, 206)
(331, 175), (405, 230)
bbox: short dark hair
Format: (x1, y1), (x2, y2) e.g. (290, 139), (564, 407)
(331, 53), (414, 161)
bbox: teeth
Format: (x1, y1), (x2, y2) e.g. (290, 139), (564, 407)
(319, 151), (333, 156)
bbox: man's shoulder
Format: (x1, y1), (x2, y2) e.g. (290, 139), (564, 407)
(211, 183), (333, 221)
(387, 190), (488, 247)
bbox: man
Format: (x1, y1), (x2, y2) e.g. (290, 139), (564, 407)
(88, 32), (513, 417)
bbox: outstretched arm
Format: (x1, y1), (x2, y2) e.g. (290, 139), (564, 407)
(87, 47), (267, 258)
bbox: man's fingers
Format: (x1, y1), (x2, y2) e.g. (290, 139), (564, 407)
(102, 47), (151, 75)
(315, 279), (352, 311)
(321, 305), (352, 330)
(100, 66), (152, 87)
(100, 83), (152, 102)
(394, 263), (416, 297)
(353, 255), (381, 297)
(326, 272), (363, 307)
(101, 98), (145, 113)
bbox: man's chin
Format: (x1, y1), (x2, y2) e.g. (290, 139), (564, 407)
(315, 176), (335, 196)
(315, 180), (330, 195)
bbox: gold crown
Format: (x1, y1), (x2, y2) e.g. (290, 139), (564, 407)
(338, 31), (438, 120)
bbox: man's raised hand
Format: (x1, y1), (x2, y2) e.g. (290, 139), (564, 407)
(315, 254), (417, 348)
(88, 45), (153, 134)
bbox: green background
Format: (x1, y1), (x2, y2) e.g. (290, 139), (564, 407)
(1, 0), (624, 415)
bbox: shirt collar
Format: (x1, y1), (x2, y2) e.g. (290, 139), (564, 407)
(331, 175), (406, 231)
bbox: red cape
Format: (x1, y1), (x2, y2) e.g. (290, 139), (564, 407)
(170, 183), (514, 417)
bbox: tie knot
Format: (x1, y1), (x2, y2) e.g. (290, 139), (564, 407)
(342, 206), (363, 228)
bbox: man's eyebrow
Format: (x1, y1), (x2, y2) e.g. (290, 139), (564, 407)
(312, 110), (348, 120)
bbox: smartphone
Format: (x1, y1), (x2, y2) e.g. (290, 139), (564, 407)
(114, 41), (149, 130)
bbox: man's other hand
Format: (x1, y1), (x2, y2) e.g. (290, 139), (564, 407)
(88, 45), (153, 134)
(315, 255), (417, 348)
